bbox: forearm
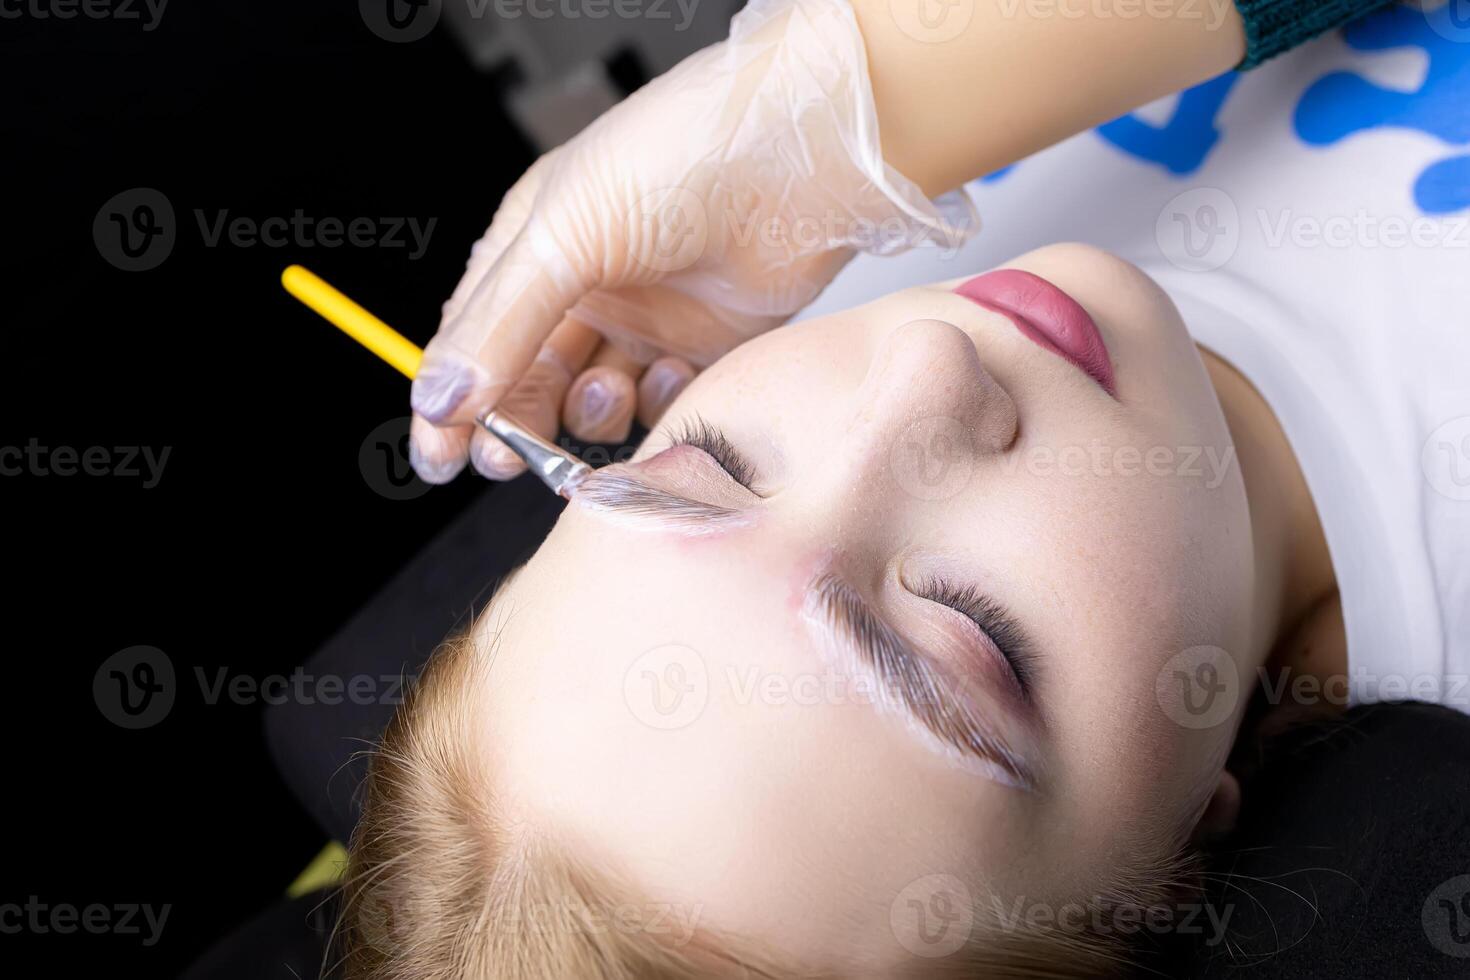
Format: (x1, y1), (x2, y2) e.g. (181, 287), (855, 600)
(851, 0), (1247, 196)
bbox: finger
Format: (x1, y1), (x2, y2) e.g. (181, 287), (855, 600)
(588, 341), (649, 377)
(441, 151), (556, 328)
(636, 356), (697, 429)
(410, 157), (556, 474)
(563, 347), (640, 445)
(408, 416), (472, 484)
(412, 177), (594, 428)
(468, 319), (600, 480)
(570, 284), (758, 367)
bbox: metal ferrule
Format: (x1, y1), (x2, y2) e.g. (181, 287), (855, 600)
(481, 410), (592, 500)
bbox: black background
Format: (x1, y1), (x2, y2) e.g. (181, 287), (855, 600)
(4, 3), (534, 973)
(10, 5), (1470, 980)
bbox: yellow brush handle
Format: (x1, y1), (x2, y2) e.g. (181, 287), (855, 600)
(281, 264), (424, 380)
(281, 264), (589, 498)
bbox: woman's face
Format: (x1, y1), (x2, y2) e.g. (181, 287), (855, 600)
(475, 244), (1256, 974)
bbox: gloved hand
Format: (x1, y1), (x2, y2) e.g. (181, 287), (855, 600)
(409, 0), (977, 483)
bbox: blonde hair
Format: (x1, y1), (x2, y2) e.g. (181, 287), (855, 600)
(338, 624), (1206, 979)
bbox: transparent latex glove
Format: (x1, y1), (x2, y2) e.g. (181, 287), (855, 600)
(409, 0), (977, 483)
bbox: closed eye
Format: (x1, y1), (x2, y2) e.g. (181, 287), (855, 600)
(807, 572), (1036, 789)
(667, 416), (759, 491)
(913, 576), (1038, 698)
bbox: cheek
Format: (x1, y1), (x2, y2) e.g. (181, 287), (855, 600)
(712, 298), (947, 400)
(1074, 488), (1246, 656)
(1023, 484), (1251, 827)
(658, 334), (843, 440)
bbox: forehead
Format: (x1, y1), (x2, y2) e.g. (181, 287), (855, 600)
(477, 523), (1044, 970)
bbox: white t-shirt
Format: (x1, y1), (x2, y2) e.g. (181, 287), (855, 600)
(802, 7), (1470, 710)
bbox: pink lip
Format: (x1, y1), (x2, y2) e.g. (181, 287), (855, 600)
(953, 269), (1116, 395)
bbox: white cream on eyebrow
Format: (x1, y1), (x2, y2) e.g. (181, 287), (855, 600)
(573, 471), (752, 535)
(799, 579), (1033, 791)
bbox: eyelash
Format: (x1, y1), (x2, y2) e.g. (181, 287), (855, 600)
(667, 417), (757, 490)
(662, 421), (1035, 695)
(915, 577), (1036, 695)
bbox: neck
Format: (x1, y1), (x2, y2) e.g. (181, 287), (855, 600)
(1200, 347), (1344, 688)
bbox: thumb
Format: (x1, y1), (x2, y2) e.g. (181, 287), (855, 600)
(410, 216), (591, 427)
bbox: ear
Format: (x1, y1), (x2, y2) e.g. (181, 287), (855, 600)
(1191, 769), (1241, 844)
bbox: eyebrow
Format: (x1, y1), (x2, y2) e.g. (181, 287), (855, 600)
(575, 470), (748, 531)
(580, 468), (1037, 788)
(805, 572), (1037, 791)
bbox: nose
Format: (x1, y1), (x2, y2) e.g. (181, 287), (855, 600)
(855, 315), (1017, 446)
(819, 318), (1019, 510)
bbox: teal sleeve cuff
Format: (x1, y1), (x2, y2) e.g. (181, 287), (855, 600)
(1234, 0), (1393, 69)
